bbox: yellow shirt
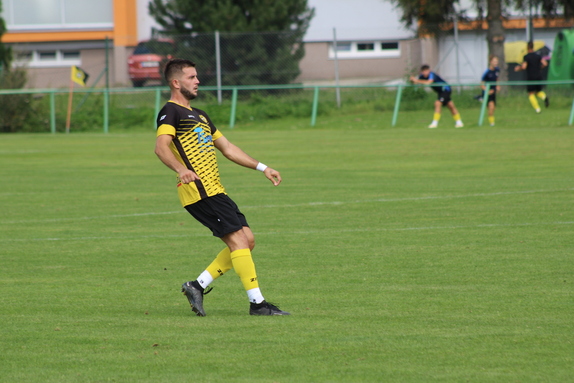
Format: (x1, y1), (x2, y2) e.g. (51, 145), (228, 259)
(156, 101), (226, 206)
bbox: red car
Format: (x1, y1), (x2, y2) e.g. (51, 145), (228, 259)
(128, 39), (174, 87)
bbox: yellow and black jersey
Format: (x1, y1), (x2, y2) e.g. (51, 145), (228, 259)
(156, 101), (226, 207)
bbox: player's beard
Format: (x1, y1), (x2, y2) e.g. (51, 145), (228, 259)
(180, 85), (197, 101)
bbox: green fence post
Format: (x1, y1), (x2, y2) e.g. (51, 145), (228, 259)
(310, 86), (320, 126)
(569, 97), (574, 126)
(478, 83), (490, 126)
(50, 91), (56, 134)
(391, 85), (403, 127)
(229, 87), (238, 129)
(103, 90), (109, 134)
(154, 88), (161, 129)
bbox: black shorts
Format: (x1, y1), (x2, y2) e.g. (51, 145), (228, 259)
(487, 92), (496, 105)
(526, 84), (543, 93)
(437, 91), (452, 106)
(184, 194), (249, 238)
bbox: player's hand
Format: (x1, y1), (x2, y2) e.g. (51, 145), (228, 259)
(263, 167), (282, 186)
(178, 169), (200, 184)
(409, 76), (416, 83)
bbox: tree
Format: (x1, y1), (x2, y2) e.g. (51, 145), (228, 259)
(148, 0), (315, 85)
(390, 0), (574, 82)
(0, 0), (12, 70)
(1, 0), (34, 133)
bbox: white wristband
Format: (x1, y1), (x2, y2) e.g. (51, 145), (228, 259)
(256, 162), (268, 172)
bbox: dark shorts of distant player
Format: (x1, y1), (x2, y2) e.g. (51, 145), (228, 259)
(184, 193), (249, 238)
(487, 92), (496, 105)
(526, 77), (543, 93)
(526, 84), (543, 93)
(437, 91), (452, 106)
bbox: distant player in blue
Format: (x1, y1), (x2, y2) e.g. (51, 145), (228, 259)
(481, 55), (501, 126)
(410, 65), (464, 128)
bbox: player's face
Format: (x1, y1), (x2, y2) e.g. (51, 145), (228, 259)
(420, 68), (430, 77)
(178, 66), (200, 100)
(490, 57), (499, 67)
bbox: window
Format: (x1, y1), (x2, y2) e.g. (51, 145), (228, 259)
(381, 42), (399, 50)
(335, 43), (352, 52)
(13, 50), (82, 68)
(38, 51), (57, 61)
(2, 0), (112, 30)
(15, 51), (33, 61)
(62, 51), (81, 60)
(357, 43), (375, 51)
(329, 41), (400, 59)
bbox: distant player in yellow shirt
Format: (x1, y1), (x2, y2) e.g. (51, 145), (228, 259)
(154, 58), (289, 316)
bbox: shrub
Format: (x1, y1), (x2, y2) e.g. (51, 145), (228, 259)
(0, 68), (34, 132)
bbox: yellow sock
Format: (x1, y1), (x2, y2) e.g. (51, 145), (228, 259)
(452, 113), (461, 121)
(488, 116), (495, 125)
(433, 113), (441, 122)
(529, 94), (540, 111)
(537, 91), (547, 100)
(230, 249), (259, 291)
(206, 247), (232, 279)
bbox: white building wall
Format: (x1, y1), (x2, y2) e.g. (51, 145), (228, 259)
(136, 0), (161, 41)
(305, 0), (415, 42)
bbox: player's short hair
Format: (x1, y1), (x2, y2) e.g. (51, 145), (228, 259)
(164, 58), (196, 83)
(527, 41), (534, 50)
(420, 64), (430, 71)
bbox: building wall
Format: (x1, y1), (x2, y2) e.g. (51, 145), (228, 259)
(3, 0), (137, 88)
(297, 39), (423, 83)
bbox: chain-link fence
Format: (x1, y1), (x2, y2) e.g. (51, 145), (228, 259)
(130, 31), (306, 105)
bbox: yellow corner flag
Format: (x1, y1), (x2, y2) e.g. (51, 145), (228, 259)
(71, 65), (89, 87)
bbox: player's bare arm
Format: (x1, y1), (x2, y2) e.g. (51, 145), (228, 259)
(214, 135), (282, 186)
(481, 82), (496, 94)
(515, 62), (527, 71)
(410, 76), (434, 85)
(155, 134), (200, 184)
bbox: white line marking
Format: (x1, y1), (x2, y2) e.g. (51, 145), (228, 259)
(0, 188), (572, 225)
(1, 221), (573, 243)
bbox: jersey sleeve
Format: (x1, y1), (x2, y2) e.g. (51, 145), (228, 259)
(156, 104), (179, 136)
(212, 129), (223, 140)
(428, 72), (435, 81)
(157, 124), (176, 137)
(481, 69), (488, 82)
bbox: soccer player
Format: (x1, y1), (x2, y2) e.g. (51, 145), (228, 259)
(410, 65), (464, 129)
(514, 41), (549, 113)
(154, 58), (290, 316)
(481, 55), (501, 126)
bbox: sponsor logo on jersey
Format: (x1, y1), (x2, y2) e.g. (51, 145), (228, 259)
(193, 127), (214, 153)
(160, 115), (166, 121)
(199, 115), (208, 123)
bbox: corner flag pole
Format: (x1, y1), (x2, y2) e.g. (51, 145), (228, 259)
(65, 71), (74, 134)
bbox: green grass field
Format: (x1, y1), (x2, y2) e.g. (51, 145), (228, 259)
(1, 111), (573, 382)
